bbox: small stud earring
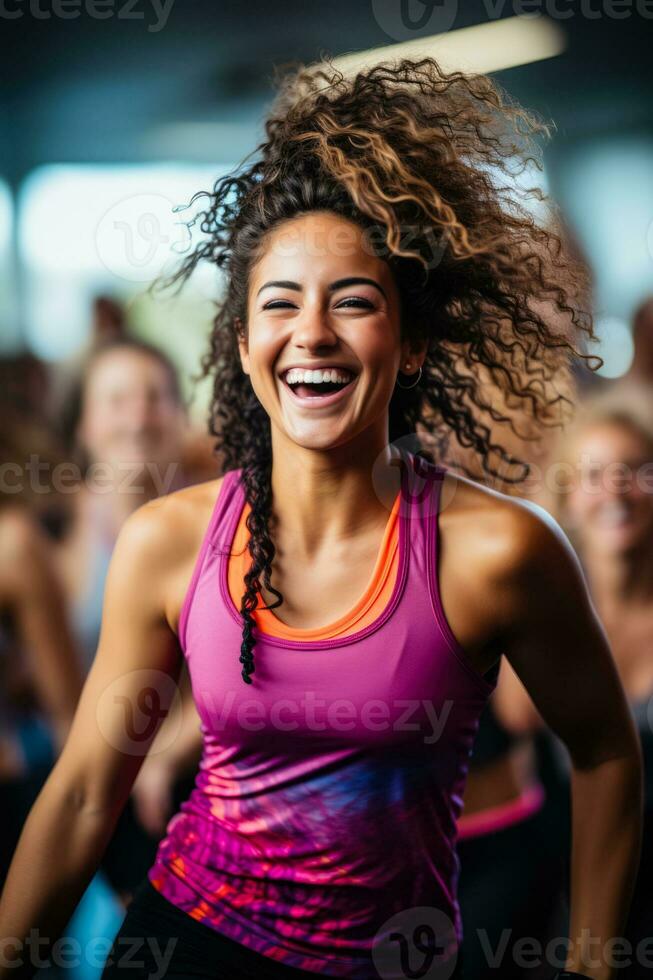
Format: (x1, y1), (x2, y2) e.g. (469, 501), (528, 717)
(395, 363), (422, 390)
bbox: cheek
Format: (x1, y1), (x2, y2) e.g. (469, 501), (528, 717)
(246, 327), (280, 377)
(566, 488), (599, 524)
(631, 488), (653, 515)
(159, 412), (185, 446)
(84, 411), (112, 443)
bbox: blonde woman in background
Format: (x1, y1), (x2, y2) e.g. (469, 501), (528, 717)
(446, 412), (572, 978)
(548, 384), (653, 979)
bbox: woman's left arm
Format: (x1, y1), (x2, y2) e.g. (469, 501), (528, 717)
(494, 502), (643, 980)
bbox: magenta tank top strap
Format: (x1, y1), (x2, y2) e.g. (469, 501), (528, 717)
(422, 458), (499, 696)
(177, 469), (241, 652)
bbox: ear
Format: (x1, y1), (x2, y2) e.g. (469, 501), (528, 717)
(400, 340), (427, 370)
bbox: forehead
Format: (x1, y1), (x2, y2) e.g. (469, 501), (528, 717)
(85, 349), (172, 393)
(576, 420), (649, 458)
(249, 211), (394, 289)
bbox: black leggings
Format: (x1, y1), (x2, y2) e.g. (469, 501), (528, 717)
(457, 795), (568, 980)
(100, 876), (465, 979)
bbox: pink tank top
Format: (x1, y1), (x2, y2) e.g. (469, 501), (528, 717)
(148, 451), (499, 977)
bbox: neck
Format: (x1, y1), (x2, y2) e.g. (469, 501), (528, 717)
(269, 428), (399, 560)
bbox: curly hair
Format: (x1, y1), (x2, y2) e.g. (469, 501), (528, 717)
(162, 56), (597, 685)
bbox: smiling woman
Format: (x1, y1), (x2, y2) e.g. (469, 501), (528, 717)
(0, 56), (642, 980)
(168, 56), (596, 686)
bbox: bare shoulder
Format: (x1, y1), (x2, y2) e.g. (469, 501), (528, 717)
(116, 476), (226, 575)
(111, 477), (226, 634)
(440, 467), (572, 577)
(437, 469), (583, 659)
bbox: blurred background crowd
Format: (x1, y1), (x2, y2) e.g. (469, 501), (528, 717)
(1, 1), (652, 977)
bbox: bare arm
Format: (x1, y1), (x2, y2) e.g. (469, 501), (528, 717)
(130, 664), (203, 836)
(0, 498), (186, 979)
(494, 502), (643, 980)
(491, 655), (546, 736)
(2, 509), (84, 752)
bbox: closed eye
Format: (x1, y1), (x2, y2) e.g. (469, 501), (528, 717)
(262, 300), (295, 310)
(336, 297), (374, 309)
(262, 297), (374, 311)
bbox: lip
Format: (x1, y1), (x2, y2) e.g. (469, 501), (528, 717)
(279, 373), (358, 408)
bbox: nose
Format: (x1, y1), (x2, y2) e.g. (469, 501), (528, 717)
(123, 391), (159, 429)
(290, 301), (339, 352)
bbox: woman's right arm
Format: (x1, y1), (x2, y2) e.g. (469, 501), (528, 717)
(0, 497), (186, 979)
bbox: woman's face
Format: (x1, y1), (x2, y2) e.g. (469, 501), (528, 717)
(77, 348), (186, 477)
(240, 211), (419, 453)
(566, 420), (653, 557)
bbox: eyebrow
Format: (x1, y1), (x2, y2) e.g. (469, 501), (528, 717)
(256, 277), (387, 300)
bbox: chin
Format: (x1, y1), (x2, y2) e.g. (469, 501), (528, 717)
(597, 528), (642, 556)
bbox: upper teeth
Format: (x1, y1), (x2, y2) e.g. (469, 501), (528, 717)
(284, 368), (354, 385)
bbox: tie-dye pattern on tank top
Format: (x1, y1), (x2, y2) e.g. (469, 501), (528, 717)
(147, 450), (499, 978)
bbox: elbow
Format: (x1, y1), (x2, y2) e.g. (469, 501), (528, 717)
(571, 737), (644, 810)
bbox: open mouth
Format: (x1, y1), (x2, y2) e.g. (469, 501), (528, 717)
(280, 370), (358, 406)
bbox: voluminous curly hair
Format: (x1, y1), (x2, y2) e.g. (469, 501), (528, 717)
(164, 56), (597, 684)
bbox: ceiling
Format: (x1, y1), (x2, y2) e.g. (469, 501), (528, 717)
(0, 0), (651, 186)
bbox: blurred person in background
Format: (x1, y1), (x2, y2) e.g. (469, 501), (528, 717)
(445, 241), (590, 979)
(57, 335), (188, 676)
(451, 429), (574, 979)
(549, 384), (653, 978)
(0, 411), (83, 887)
(55, 334), (205, 905)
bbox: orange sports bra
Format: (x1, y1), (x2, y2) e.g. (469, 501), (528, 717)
(227, 490), (401, 640)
